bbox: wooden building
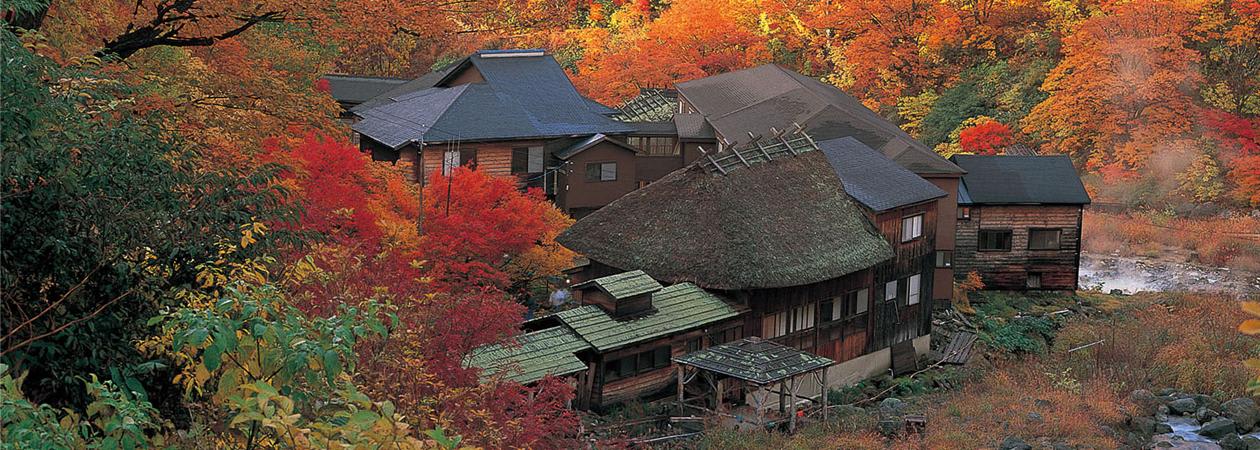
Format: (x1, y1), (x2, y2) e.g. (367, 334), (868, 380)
(950, 155), (1092, 291)
(549, 129), (942, 408)
(465, 270), (744, 410)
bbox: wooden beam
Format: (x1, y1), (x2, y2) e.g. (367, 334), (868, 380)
(676, 365), (685, 416)
(715, 378), (724, 414)
(788, 375), (797, 432)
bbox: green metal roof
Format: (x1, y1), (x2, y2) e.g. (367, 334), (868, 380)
(571, 270), (662, 299)
(464, 326), (592, 384)
(674, 337), (834, 385)
(556, 283), (741, 352)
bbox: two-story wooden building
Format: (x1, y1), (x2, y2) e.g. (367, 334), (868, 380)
(673, 64), (966, 306)
(950, 155), (1091, 290)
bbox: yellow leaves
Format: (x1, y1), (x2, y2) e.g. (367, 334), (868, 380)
(1240, 302), (1260, 335)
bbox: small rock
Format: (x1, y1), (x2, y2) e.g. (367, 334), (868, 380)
(1052, 443), (1073, 450)
(1223, 433), (1247, 450)
(1153, 422), (1173, 434)
(1169, 398), (1199, 415)
(999, 436), (1032, 450)
(1132, 416), (1158, 434)
(1159, 404), (1171, 415)
(1221, 398), (1260, 432)
(1198, 407), (1221, 422)
(1035, 398), (1052, 408)
(1196, 394), (1223, 411)
(1201, 417), (1239, 439)
(1027, 412), (1043, 423)
(1159, 388), (1179, 397)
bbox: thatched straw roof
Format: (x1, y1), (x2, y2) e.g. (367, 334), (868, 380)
(556, 137), (893, 290)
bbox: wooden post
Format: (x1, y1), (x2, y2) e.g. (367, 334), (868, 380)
(676, 365), (685, 415)
(821, 367), (829, 422)
(715, 378), (724, 414)
(778, 381), (786, 414)
(788, 376), (797, 432)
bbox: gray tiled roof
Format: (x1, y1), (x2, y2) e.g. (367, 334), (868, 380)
(951, 155), (1091, 205)
(321, 74), (408, 105)
(675, 64), (963, 175)
(351, 50), (633, 148)
(817, 137), (947, 212)
(673, 113), (715, 140)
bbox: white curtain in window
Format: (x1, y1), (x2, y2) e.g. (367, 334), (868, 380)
(907, 274), (922, 305)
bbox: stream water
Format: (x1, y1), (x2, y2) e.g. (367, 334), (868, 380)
(1078, 252), (1260, 297)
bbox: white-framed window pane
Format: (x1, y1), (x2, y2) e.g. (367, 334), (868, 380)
(856, 289), (869, 314)
(907, 274), (922, 305)
(885, 281), (898, 301)
(901, 214), (923, 242)
(527, 146), (544, 173)
(600, 162), (617, 181)
(442, 150), (459, 175)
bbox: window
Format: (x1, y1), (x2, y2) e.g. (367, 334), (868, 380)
(442, 149), (477, 175)
(686, 338), (702, 353)
(935, 251), (953, 268)
(714, 326), (742, 344)
(627, 136), (679, 156)
(820, 300), (834, 322)
(762, 306), (814, 338)
(978, 229), (1013, 251)
(511, 146), (544, 174)
(907, 274), (922, 306)
(958, 207), (972, 220)
(585, 162), (617, 182)
(604, 346), (672, 381)
(885, 280), (899, 302)
(1027, 272), (1042, 289)
(901, 214), (924, 242)
(826, 289), (870, 321)
(653, 347), (670, 368)
(1029, 228), (1062, 250)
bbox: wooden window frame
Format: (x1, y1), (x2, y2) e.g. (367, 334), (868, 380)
(901, 213), (925, 243)
(978, 229), (1013, 252)
(585, 161), (617, 182)
(935, 250), (953, 268)
(1028, 228), (1063, 251)
(906, 274), (922, 306)
(958, 206), (972, 220)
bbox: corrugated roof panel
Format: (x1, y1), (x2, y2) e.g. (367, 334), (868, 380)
(556, 283), (741, 352)
(465, 326), (592, 384)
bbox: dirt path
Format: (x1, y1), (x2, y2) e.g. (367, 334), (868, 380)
(1079, 252), (1260, 297)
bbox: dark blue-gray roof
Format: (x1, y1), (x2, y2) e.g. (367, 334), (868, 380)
(321, 74), (408, 105)
(951, 155), (1091, 205)
(351, 50), (633, 148)
(676, 64), (963, 175)
(818, 137), (947, 211)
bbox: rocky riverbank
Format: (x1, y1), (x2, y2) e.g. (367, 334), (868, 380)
(1128, 389), (1260, 449)
(1079, 252), (1260, 297)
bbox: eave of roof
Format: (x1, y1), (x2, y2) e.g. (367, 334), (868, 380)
(464, 326), (593, 384)
(554, 134), (640, 160)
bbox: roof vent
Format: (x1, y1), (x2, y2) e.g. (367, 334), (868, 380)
(477, 49), (545, 58)
(571, 270), (662, 320)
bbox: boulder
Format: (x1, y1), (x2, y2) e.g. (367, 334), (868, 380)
(1153, 422), (1173, 434)
(1198, 407), (1221, 422)
(1131, 389), (1160, 413)
(1222, 434), (1247, 450)
(1242, 436), (1260, 450)
(999, 436), (1033, 450)
(1169, 398), (1199, 415)
(1221, 398), (1260, 432)
(879, 397), (906, 415)
(1195, 395), (1223, 411)
(1200, 417), (1239, 440)
(1158, 388), (1180, 397)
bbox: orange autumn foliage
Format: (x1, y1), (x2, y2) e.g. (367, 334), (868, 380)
(1023, 0), (1202, 170)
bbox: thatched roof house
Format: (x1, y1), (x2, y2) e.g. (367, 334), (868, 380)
(556, 131), (894, 290)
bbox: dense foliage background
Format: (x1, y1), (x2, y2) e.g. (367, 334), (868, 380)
(1, 0), (1256, 447)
